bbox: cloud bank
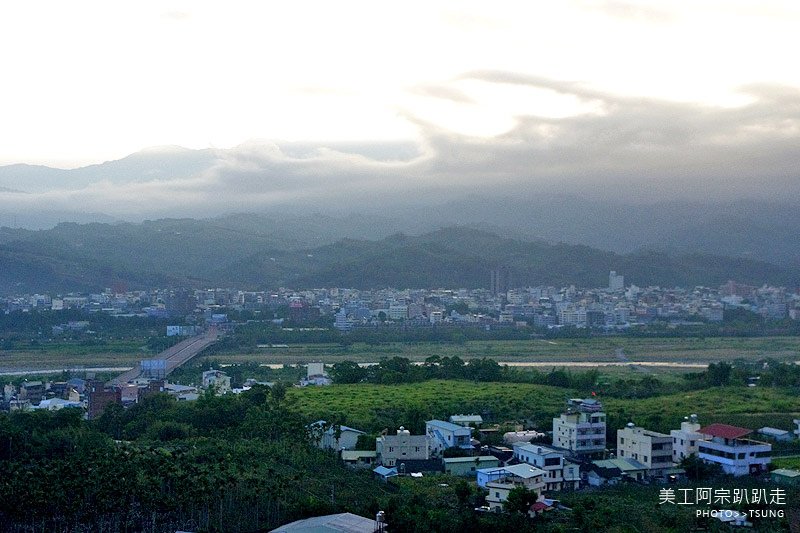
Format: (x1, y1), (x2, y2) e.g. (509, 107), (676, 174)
(1, 74), (799, 220)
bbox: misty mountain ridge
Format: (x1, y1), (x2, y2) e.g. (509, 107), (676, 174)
(1, 146), (799, 265)
(0, 219), (795, 295)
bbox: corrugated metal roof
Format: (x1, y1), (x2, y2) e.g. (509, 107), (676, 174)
(443, 455), (498, 464)
(427, 419), (470, 432)
(772, 469), (800, 478)
(272, 512), (381, 532)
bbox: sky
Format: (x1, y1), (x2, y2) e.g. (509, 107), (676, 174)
(0, 1), (799, 216)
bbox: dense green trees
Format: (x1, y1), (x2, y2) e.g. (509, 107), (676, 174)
(0, 388), (382, 532)
(2, 381), (798, 532)
(504, 486), (539, 515)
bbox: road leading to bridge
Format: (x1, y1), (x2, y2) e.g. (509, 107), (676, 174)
(109, 327), (219, 386)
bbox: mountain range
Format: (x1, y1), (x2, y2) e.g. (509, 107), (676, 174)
(0, 219), (794, 295)
(2, 146), (800, 267)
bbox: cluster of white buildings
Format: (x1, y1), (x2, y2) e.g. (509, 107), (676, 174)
(319, 398), (798, 515)
(5, 276), (800, 330)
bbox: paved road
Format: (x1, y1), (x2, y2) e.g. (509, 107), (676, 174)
(109, 327), (219, 386)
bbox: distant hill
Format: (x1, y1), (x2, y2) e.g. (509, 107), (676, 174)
(0, 220), (795, 294)
(251, 227), (795, 290)
(3, 147), (800, 267)
(0, 147), (218, 193)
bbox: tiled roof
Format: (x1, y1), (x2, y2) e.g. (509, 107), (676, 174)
(699, 424), (751, 440)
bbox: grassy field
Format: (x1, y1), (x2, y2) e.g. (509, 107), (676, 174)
(0, 339), (147, 371)
(287, 380), (800, 435)
(238, 336), (800, 364)
(773, 457), (800, 470)
(2, 335), (800, 373)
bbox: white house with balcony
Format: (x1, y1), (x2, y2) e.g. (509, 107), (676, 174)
(512, 443), (581, 491)
(697, 424), (771, 476)
(426, 419), (473, 455)
(616, 423), (673, 479)
(552, 398), (606, 455)
(479, 463), (547, 512)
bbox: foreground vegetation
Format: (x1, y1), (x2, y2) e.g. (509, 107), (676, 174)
(1, 383), (798, 532)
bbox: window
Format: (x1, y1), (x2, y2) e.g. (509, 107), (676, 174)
(690, 441), (695, 446)
(389, 447), (394, 452)
(619, 450), (624, 456)
(620, 438), (625, 444)
(644, 456), (648, 462)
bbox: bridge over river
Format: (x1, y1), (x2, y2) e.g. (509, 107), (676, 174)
(109, 327), (219, 386)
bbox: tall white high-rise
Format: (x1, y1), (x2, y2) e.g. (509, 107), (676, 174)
(609, 271), (624, 291)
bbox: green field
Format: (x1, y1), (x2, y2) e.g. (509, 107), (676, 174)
(773, 457), (800, 470)
(236, 336), (800, 364)
(287, 380), (800, 435)
(3, 335), (800, 376)
(0, 339), (146, 371)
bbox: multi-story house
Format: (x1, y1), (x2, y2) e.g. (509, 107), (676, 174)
(616, 423), (673, 479)
(426, 420), (473, 455)
(697, 424), (771, 476)
(376, 427), (429, 467)
(479, 463), (547, 512)
(670, 414), (703, 463)
(553, 398), (606, 455)
(512, 443), (581, 491)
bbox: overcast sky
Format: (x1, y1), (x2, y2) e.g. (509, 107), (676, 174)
(0, 1), (799, 215)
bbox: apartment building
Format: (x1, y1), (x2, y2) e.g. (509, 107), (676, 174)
(616, 423), (673, 478)
(552, 398), (606, 455)
(513, 443), (581, 491)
